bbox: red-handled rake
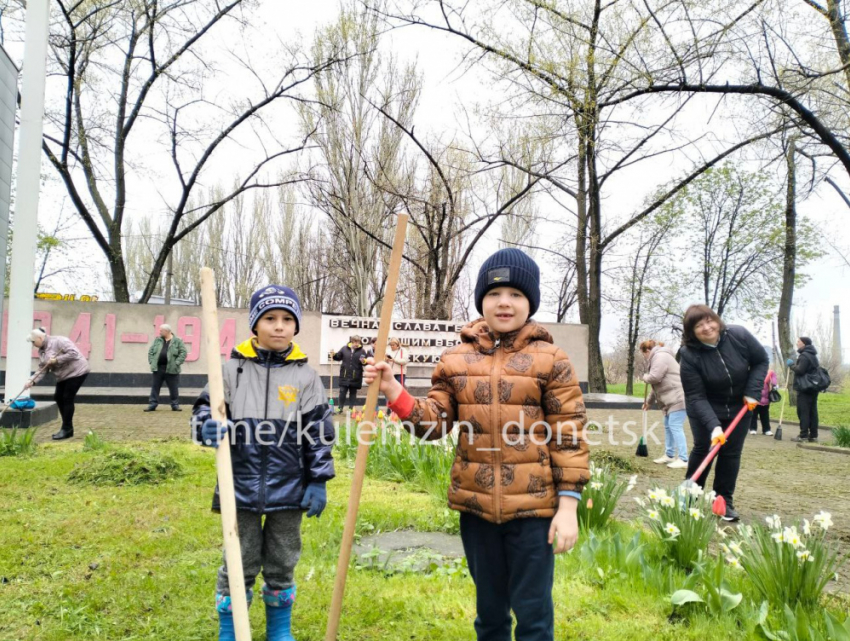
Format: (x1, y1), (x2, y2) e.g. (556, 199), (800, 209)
(680, 404), (750, 517)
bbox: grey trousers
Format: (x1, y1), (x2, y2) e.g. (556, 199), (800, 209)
(216, 509), (303, 595)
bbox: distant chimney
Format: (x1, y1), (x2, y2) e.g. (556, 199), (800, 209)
(834, 305), (842, 365)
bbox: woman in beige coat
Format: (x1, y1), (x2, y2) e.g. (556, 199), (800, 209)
(385, 338), (410, 385)
(641, 340), (688, 469)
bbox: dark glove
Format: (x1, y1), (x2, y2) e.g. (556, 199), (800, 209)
(200, 419), (231, 448)
(300, 482), (327, 518)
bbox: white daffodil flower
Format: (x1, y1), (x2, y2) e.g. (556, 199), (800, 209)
(689, 508), (702, 520)
(665, 523), (680, 537)
(784, 527), (803, 549)
(687, 484), (704, 498)
(814, 511), (833, 531)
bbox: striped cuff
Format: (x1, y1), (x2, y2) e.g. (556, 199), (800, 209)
(558, 491), (582, 500)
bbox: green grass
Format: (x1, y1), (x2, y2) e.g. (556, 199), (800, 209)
(0, 427), (38, 457)
(833, 425), (850, 448)
(608, 382), (649, 398)
(610, 382), (850, 428)
(1, 439), (848, 640)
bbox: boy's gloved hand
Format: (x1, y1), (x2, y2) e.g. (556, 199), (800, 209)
(710, 426), (726, 446)
(201, 419), (231, 448)
(301, 482), (327, 518)
(786, 358), (794, 366)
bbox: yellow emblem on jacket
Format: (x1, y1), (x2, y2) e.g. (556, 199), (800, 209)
(279, 385), (298, 405)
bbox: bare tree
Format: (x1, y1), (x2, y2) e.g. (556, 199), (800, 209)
(377, 0), (779, 390)
(616, 208), (678, 395)
(301, 2), (415, 316)
(40, 0), (344, 302)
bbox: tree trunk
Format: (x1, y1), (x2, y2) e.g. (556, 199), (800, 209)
(826, 0), (850, 90)
(108, 241), (131, 302)
(575, 126), (589, 327)
(778, 138), (797, 406)
(586, 118), (607, 393)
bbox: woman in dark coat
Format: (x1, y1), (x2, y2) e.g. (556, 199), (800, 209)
(677, 305), (768, 522)
(786, 336), (821, 443)
(332, 335), (369, 412)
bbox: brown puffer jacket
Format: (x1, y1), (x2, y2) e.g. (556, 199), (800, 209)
(389, 318), (589, 524)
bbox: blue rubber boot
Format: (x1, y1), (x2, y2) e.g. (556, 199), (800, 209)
(263, 585), (297, 641)
(216, 590), (253, 641)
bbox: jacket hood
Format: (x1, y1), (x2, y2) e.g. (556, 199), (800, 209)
(798, 344), (818, 356)
(460, 318), (554, 353)
(650, 344), (677, 359)
(231, 337), (308, 365)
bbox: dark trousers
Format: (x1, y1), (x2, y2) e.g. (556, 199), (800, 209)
(796, 391), (819, 439)
(459, 513), (555, 641)
(685, 411), (749, 504)
(337, 384), (359, 410)
(54, 374), (87, 430)
(749, 404), (771, 433)
(150, 370), (180, 407)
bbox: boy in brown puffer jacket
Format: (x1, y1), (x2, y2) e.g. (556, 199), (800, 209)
(364, 248), (589, 641)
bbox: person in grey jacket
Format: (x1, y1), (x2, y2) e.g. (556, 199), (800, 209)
(145, 324), (188, 412)
(641, 340), (688, 469)
(24, 328), (90, 441)
(191, 284), (335, 641)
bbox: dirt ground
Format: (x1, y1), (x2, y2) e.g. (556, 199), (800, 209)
(30, 404), (850, 574)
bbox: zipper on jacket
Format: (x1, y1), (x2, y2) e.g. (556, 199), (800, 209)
(259, 363), (271, 512)
(491, 338), (503, 523)
(716, 349), (734, 419)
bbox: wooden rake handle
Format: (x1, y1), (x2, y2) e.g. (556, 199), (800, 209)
(325, 214), (408, 641)
(200, 268), (252, 641)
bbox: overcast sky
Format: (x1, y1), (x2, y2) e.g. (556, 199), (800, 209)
(7, 1), (850, 361)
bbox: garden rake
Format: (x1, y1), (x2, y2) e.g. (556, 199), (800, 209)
(329, 350), (335, 413)
(774, 366), (792, 441)
(325, 213), (408, 641)
(0, 361), (52, 420)
(200, 268), (251, 641)
(680, 404), (750, 517)
(636, 385), (649, 457)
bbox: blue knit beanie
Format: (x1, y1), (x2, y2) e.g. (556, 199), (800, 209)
(248, 285), (302, 335)
(474, 248), (541, 317)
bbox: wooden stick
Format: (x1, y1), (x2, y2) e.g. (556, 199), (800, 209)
(325, 214), (408, 641)
(200, 268), (252, 641)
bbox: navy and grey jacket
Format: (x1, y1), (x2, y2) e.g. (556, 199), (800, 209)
(192, 338), (336, 514)
(790, 344), (819, 392)
(678, 325), (769, 431)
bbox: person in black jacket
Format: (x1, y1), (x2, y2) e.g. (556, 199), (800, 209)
(332, 335), (369, 412)
(677, 305), (768, 522)
(786, 336), (820, 443)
